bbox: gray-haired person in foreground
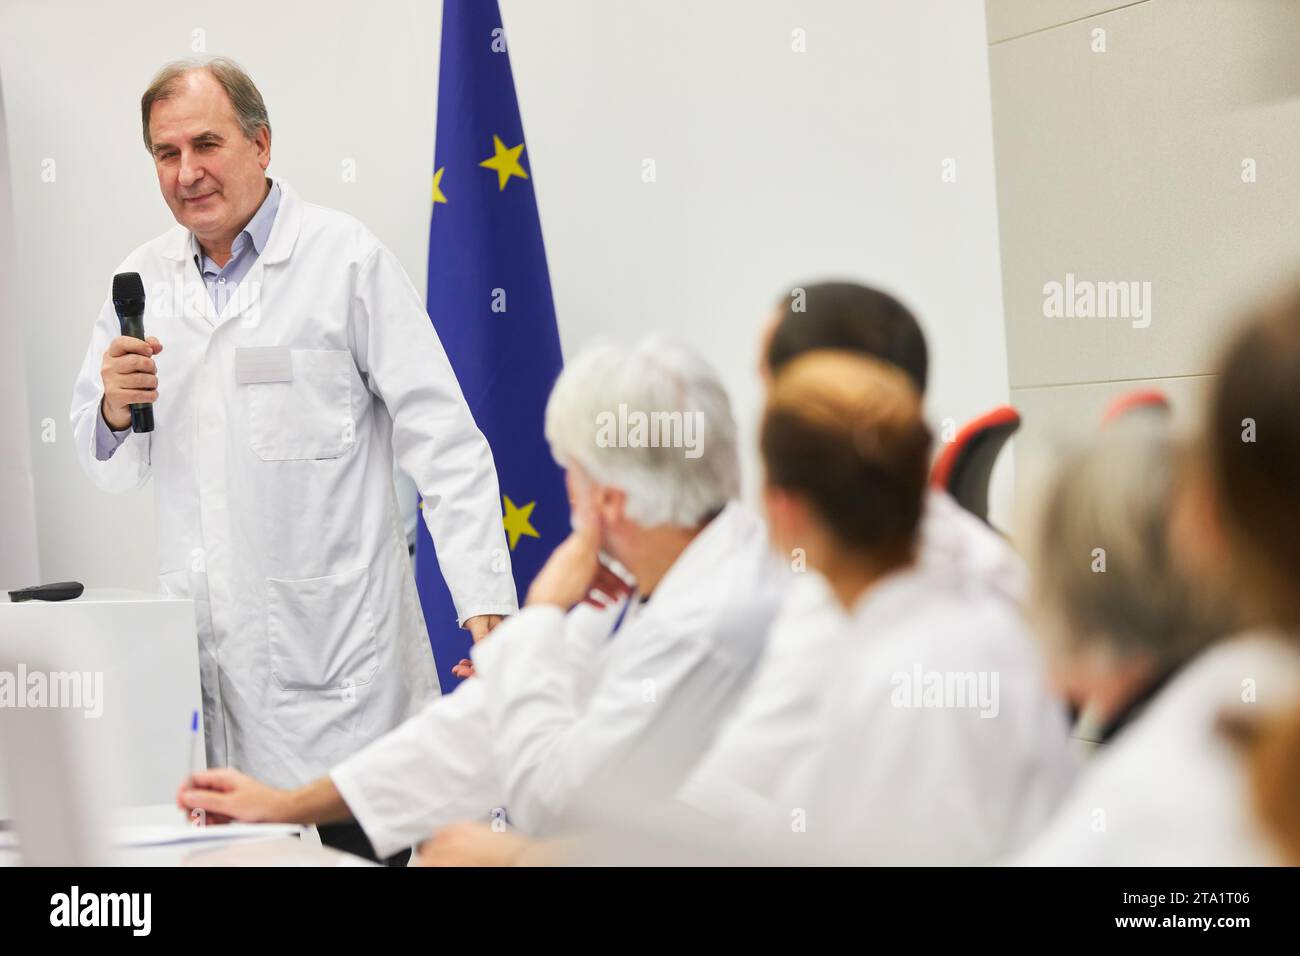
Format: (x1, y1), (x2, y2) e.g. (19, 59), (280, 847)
(1011, 415), (1248, 864)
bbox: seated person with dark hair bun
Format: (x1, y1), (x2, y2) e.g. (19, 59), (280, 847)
(674, 281), (1036, 829)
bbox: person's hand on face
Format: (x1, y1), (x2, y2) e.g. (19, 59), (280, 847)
(581, 561), (633, 610)
(452, 560), (626, 677)
(524, 498), (606, 610)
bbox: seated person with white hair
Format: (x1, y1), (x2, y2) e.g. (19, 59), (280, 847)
(177, 336), (788, 853)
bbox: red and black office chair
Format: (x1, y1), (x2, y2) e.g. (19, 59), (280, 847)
(930, 405), (1021, 524)
(1100, 388), (1170, 426)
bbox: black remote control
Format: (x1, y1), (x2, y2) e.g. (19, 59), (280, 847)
(6, 581), (85, 603)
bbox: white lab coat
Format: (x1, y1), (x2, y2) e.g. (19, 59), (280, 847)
(1010, 633), (1300, 866)
(919, 488), (1025, 604)
(69, 179), (517, 788)
(328, 502), (788, 856)
(674, 569), (847, 822)
(678, 488), (1029, 826)
(765, 563), (1076, 864)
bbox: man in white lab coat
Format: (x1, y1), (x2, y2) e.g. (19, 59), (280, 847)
(177, 336), (789, 854)
(70, 59), (515, 856)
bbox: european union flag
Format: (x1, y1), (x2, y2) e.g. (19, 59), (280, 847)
(414, 0), (568, 691)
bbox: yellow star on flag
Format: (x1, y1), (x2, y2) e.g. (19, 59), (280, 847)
(431, 166), (448, 208)
(479, 135), (529, 191)
(502, 495), (540, 550)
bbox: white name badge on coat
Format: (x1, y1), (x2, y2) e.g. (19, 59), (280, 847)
(235, 347), (294, 385)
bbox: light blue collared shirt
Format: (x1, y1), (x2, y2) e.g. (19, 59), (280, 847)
(191, 179), (280, 314)
(95, 180), (281, 460)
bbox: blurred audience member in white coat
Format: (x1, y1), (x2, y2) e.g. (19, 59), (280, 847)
(753, 351), (1075, 864)
(1013, 287), (1300, 865)
(681, 282), (1028, 825)
(762, 281), (1026, 599)
(1024, 417), (1230, 752)
(178, 336), (787, 855)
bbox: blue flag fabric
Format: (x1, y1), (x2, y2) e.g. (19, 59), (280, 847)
(414, 0), (568, 692)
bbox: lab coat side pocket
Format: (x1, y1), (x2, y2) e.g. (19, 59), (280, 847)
(266, 565), (380, 692)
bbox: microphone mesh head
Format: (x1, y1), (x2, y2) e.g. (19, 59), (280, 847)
(111, 272), (146, 309)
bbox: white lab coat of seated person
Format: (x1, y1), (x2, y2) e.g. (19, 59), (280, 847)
(68, 179), (517, 787)
(324, 600), (616, 855)
(921, 488), (1025, 604)
(1009, 633), (1300, 866)
(676, 569), (847, 823)
(328, 502), (788, 856)
(772, 565), (1077, 865)
(678, 488), (1027, 824)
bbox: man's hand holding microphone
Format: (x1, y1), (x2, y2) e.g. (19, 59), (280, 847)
(102, 271), (159, 433)
(100, 334), (163, 430)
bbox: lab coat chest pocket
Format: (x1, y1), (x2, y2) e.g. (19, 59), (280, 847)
(267, 565), (379, 691)
(246, 348), (354, 461)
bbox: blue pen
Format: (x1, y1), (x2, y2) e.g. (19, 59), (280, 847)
(186, 709), (200, 781)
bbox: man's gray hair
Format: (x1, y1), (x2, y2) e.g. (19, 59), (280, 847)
(1030, 416), (1229, 667)
(544, 336), (740, 528)
(140, 56), (270, 151)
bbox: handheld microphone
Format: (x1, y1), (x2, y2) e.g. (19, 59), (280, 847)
(111, 272), (154, 433)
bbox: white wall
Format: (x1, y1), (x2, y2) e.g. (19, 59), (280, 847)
(0, 70), (40, 592)
(2, 0), (1012, 589)
(986, 0), (1300, 502)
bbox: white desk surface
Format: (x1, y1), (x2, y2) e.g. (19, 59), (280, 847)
(106, 835), (378, 867)
(0, 587), (179, 605)
(1, 804), (378, 867)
